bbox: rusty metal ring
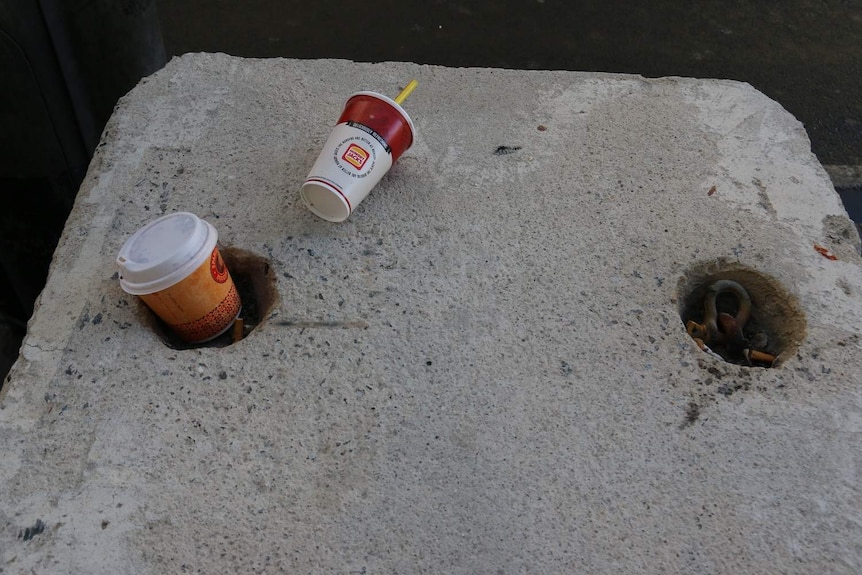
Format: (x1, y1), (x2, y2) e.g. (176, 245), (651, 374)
(703, 279), (751, 345)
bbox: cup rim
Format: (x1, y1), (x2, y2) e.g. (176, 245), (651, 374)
(300, 179), (352, 222)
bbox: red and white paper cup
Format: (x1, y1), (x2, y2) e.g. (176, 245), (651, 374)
(301, 91), (416, 222)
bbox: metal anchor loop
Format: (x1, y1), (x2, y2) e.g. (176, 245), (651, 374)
(703, 280), (751, 351)
(687, 280), (750, 348)
(686, 279), (776, 365)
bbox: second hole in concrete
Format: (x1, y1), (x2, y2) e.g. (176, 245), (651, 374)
(677, 261), (806, 367)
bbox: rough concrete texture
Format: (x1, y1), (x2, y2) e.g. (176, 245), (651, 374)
(2, 54), (861, 574)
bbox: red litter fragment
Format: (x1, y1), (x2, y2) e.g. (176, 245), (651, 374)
(707, 185), (716, 196)
(814, 244), (838, 260)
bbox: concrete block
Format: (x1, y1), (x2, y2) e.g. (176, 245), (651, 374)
(1, 54), (860, 574)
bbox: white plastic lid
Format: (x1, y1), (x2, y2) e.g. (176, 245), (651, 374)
(116, 212), (218, 295)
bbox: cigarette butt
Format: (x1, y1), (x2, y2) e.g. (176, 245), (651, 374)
(686, 320), (707, 340)
(749, 349), (776, 364)
(232, 318), (244, 343)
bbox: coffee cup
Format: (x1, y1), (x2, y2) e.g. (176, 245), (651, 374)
(116, 212), (241, 343)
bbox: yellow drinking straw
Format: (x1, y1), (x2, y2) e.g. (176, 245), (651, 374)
(394, 80), (418, 105)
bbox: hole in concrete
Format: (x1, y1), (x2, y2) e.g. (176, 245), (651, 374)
(141, 247), (278, 349)
(677, 261), (806, 367)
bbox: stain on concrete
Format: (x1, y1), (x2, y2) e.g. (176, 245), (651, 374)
(493, 145), (522, 156)
(18, 519), (46, 541)
(752, 178), (777, 217)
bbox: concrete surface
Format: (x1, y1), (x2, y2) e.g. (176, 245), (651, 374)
(1, 54), (861, 574)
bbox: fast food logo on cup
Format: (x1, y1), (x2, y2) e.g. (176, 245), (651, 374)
(342, 143), (370, 170)
(210, 247), (229, 284)
(332, 136), (377, 179)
